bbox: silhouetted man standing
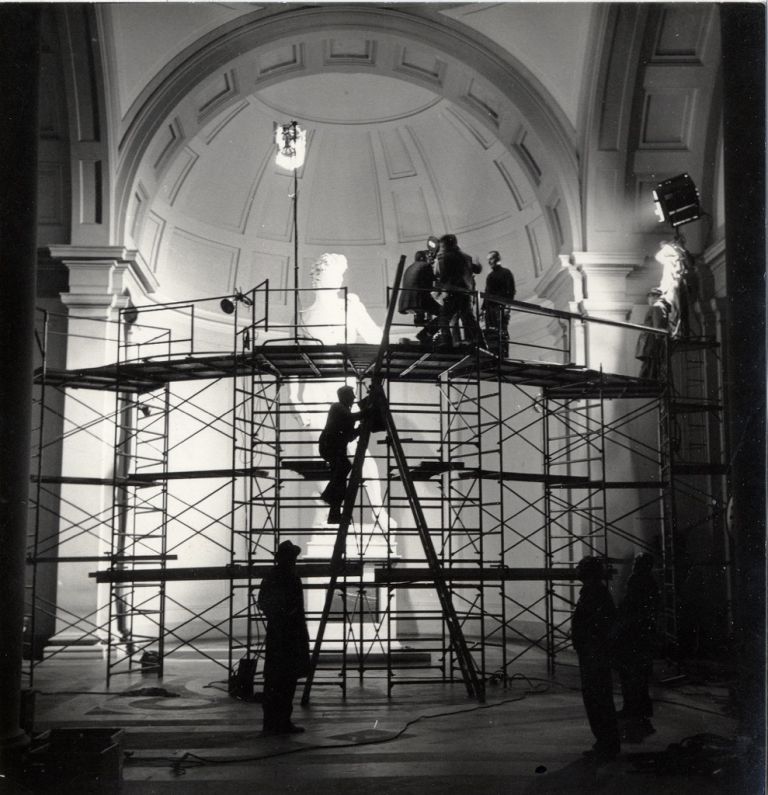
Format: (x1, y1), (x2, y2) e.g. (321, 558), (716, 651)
(571, 556), (620, 763)
(482, 250), (516, 352)
(615, 553), (659, 740)
(257, 540), (310, 735)
(434, 233), (481, 348)
(398, 249), (440, 345)
(319, 385), (360, 523)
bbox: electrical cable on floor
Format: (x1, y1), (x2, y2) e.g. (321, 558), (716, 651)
(203, 680), (230, 694)
(124, 691), (533, 776)
(35, 687), (181, 698)
(492, 674), (728, 718)
(38, 671), (732, 777)
(649, 697), (731, 717)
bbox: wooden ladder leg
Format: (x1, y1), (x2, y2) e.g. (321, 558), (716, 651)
(301, 422), (372, 705)
(376, 384), (485, 702)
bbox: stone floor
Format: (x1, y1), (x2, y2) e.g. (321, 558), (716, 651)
(15, 649), (757, 794)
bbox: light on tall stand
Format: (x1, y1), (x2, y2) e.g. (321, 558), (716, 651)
(275, 121), (307, 341)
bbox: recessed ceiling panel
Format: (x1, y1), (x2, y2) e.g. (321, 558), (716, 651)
(163, 228), (239, 297)
(407, 114), (515, 235)
(304, 129), (385, 245)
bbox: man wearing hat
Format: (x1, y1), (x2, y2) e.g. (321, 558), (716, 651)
(257, 540), (310, 735)
(571, 556), (621, 762)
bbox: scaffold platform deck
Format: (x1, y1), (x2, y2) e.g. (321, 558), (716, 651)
(35, 342), (661, 397)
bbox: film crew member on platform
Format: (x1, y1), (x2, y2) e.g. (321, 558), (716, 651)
(257, 540), (310, 735)
(398, 249), (441, 345)
(433, 233), (482, 349)
(481, 250), (516, 352)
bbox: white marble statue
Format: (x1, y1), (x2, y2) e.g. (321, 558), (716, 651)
(287, 253), (394, 530)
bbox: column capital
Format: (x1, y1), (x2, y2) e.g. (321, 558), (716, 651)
(569, 251), (646, 270)
(567, 251), (644, 311)
(49, 245), (157, 319)
(48, 244), (159, 296)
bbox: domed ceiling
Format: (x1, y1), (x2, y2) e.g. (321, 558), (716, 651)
(127, 19), (567, 325)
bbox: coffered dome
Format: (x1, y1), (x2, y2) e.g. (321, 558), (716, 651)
(120, 7), (580, 321)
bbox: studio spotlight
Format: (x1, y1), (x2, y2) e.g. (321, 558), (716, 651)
(426, 235), (440, 264)
(220, 289), (254, 315)
(652, 173), (702, 228)
(123, 304), (139, 326)
(274, 121), (306, 171)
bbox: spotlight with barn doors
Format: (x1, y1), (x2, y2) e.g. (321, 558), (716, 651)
(652, 173), (702, 229)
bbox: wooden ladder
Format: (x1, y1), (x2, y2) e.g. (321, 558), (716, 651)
(301, 255), (485, 704)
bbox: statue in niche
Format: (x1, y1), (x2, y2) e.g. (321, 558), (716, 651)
(287, 253), (394, 530)
(635, 240), (696, 380)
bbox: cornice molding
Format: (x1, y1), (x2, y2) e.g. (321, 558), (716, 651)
(48, 244), (159, 295)
(569, 251), (645, 269)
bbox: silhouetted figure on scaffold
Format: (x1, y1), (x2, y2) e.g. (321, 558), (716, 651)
(482, 250), (516, 354)
(398, 249), (441, 346)
(318, 385), (361, 524)
(434, 233), (482, 349)
(257, 540), (310, 735)
(288, 252), (394, 531)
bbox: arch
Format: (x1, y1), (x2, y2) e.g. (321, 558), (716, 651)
(113, 5), (582, 260)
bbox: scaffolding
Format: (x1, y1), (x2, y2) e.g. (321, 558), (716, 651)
(25, 273), (727, 693)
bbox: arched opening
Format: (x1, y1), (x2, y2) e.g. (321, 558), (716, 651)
(115, 6), (582, 311)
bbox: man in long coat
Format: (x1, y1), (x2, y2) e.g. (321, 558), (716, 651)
(615, 553), (659, 739)
(257, 540), (311, 735)
(398, 249), (441, 344)
(571, 556), (621, 763)
(434, 233), (481, 348)
(481, 250), (516, 351)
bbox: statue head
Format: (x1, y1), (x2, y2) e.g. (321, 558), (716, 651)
(310, 253), (348, 290)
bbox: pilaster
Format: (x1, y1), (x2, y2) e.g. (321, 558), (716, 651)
(565, 251), (644, 371)
(44, 247), (151, 656)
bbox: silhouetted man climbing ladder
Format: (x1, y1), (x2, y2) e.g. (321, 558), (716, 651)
(301, 255), (485, 704)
